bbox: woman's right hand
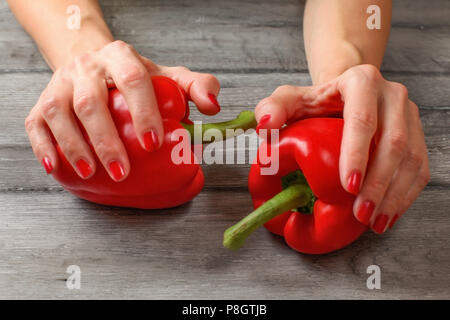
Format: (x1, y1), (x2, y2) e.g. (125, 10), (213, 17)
(25, 40), (221, 181)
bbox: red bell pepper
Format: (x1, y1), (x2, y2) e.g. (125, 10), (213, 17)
(223, 118), (368, 254)
(52, 76), (256, 209)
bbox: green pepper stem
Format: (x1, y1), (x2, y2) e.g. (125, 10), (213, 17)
(181, 110), (256, 144)
(223, 184), (312, 250)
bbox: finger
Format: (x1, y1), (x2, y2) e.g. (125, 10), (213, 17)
(160, 65), (221, 115)
(254, 85), (309, 134)
(71, 61), (130, 182)
(102, 40), (163, 152)
(353, 81), (410, 231)
(40, 70), (96, 179)
(25, 109), (58, 174)
(375, 102), (426, 233)
(338, 67), (380, 196)
(254, 82), (343, 132)
(397, 160), (430, 222)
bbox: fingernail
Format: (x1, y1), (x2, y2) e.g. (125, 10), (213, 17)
(256, 114), (271, 134)
(389, 214), (399, 229)
(356, 200), (375, 225)
(42, 156), (53, 174)
(372, 214), (389, 234)
(347, 170), (362, 195)
(208, 93), (221, 112)
(143, 130), (159, 152)
(109, 160), (125, 181)
(75, 159), (93, 179)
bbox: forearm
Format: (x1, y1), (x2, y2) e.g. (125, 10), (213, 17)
(303, 0), (392, 84)
(7, 0), (113, 70)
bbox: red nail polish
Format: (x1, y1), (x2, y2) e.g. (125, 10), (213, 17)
(256, 114), (271, 134)
(356, 200), (375, 225)
(208, 93), (221, 112)
(389, 214), (399, 229)
(109, 160), (125, 181)
(42, 156), (53, 174)
(372, 214), (389, 234)
(143, 130), (159, 152)
(75, 159), (93, 179)
(347, 170), (362, 195)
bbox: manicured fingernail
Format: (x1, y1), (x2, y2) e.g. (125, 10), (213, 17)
(356, 200), (375, 225)
(208, 93), (221, 112)
(109, 160), (125, 181)
(389, 214), (399, 229)
(256, 114), (271, 134)
(372, 214), (389, 234)
(42, 156), (53, 174)
(75, 159), (93, 179)
(143, 130), (159, 152)
(347, 170), (362, 195)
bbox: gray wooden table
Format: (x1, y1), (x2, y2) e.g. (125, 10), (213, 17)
(0, 0), (449, 299)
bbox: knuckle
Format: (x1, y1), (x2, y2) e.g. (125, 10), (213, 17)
(73, 92), (98, 117)
(419, 168), (431, 187)
(24, 115), (38, 132)
(32, 141), (49, 155)
(58, 139), (80, 160)
(409, 102), (422, 123)
(174, 66), (190, 73)
(201, 73), (219, 86)
(110, 40), (130, 51)
(366, 178), (387, 198)
(40, 96), (61, 120)
(410, 102), (420, 116)
(390, 82), (409, 100)
(381, 195), (401, 214)
(93, 137), (119, 159)
(73, 53), (97, 72)
(386, 131), (407, 155)
(349, 111), (377, 133)
(405, 150), (423, 169)
(54, 66), (72, 83)
(255, 96), (274, 112)
(347, 148), (368, 164)
(74, 53), (92, 65)
(119, 65), (148, 87)
(134, 110), (154, 127)
(357, 64), (382, 82)
(273, 85), (294, 96)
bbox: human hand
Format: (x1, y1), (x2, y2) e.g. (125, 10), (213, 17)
(25, 40), (221, 181)
(254, 64), (430, 234)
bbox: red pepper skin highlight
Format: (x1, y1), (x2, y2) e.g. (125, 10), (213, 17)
(52, 76), (203, 209)
(249, 118), (367, 254)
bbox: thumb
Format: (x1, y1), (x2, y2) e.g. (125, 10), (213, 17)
(255, 82), (344, 132)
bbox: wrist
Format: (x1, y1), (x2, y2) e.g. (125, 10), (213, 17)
(45, 13), (114, 70)
(309, 41), (365, 85)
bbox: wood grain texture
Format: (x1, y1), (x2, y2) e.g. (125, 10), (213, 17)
(0, 0), (449, 299)
(0, 1), (449, 73)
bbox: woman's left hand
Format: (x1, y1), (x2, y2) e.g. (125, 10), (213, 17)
(254, 64), (430, 234)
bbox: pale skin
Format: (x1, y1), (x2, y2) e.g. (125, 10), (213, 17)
(9, 0), (429, 235)
(255, 0), (430, 234)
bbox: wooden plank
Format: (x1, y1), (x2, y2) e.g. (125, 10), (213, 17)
(0, 187), (448, 299)
(0, 0), (449, 300)
(0, 1), (449, 73)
